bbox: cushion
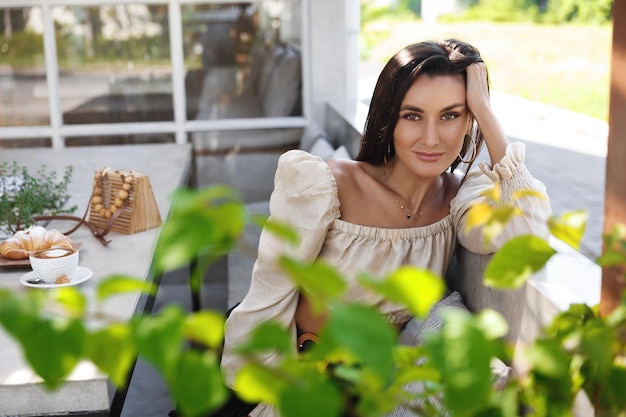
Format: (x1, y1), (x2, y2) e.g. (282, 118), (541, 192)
(309, 137), (335, 162)
(331, 145), (351, 160)
(399, 291), (468, 347)
(299, 122), (327, 152)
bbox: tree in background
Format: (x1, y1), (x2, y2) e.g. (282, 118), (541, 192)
(373, 0), (613, 24)
(542, 0), (613, 24)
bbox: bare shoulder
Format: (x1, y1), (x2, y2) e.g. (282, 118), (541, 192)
(326, 158), (363, 185)
(326, 158), (379, 201)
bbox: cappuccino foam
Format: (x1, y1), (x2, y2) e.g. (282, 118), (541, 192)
(34, 248), (73, 259)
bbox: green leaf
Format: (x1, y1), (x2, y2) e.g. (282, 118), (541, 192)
(96, 275), (156, 302)
(524, 339), (575, 414)
(317, 303), (396, 381)
(0, 290), (86, 389)
(53, 287), (87, 316)
(235, 363), (288, 404)
(184, 310), (225, 349)
(86, 323), (137, 387)
(596, 251), (626, 268)
(0, 289), (45, 339)
(278, 377), (342, 417)
(474, 309), (509, 340)
(22, 317), (87, 389)
(512, 189), (548, 201)
(359, 266), (445, 318)
(171, 350), (229, 417)
(484, 235), (556, 289)
(235, 321), (294, 357)
(600, 365), (626, 412)
(597, 224), (626, 268)
(425, 310), (494, 416)
(483, 206), (522, 245)
(548, 210), (588, 250)
(132, 305), (186, 376)
(580, 321), (615, 377)
(465, 201), (493, 233)
(253, 215), (299, 246)
(544, 303), (597, 340)
(153, 186), (246, 274)
(392, 359), (441, 386)
(279, 256), (347, 312)
(526, 339), (571, 380)
(480, 183), (501, 202)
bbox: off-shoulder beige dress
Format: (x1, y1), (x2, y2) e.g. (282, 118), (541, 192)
(222, 142), (551, 417)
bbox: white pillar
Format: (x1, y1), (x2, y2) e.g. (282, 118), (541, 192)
(307, 0), (359, 124)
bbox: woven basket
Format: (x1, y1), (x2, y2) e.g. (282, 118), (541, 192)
(88, 168), (162, 234)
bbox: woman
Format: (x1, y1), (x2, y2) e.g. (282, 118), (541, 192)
(221, 38), (551, 417)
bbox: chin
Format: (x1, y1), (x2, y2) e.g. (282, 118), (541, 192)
(417, 167), (447, 179)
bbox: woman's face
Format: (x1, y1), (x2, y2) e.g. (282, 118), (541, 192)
(393, 74), (469, 178)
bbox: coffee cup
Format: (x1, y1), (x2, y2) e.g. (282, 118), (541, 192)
(29, 247), (79, 284)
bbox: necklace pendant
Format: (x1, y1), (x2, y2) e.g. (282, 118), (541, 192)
(407, 213), (411, 219)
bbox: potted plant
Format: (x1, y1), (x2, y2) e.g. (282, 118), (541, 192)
(0, 161), (77, 237)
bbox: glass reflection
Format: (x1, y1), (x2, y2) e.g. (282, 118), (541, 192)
(0, 7), (48, 127)
(182, 1), (302, 121)
(57, 4), (173, 125)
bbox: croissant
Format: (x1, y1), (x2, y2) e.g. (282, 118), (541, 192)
(0, 226), (74, 260)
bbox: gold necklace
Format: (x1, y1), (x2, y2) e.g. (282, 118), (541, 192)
(390, 189), (423, 220)
(383, 164), (425, 220)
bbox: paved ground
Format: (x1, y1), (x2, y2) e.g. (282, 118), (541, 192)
(120, 68), (609, 417)
(489, 91), (607, 260)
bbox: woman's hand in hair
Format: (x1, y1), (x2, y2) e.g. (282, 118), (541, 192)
(465, 62), (491, 117)
(466, 62), (509, 165)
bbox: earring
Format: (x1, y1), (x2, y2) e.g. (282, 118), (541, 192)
(459, 134), (477, 163)
(384, 143), (391, 165)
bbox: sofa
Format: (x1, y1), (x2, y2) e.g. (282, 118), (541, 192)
(191, 43), (305, 201)
(194, 42), (302, 121)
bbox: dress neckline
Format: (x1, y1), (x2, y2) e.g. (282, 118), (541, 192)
(332, 215), (454, 240)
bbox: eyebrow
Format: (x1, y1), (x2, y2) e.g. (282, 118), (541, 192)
(400, 103), (466, 113)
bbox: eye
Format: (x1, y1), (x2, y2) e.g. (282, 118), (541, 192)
(402, 113), (421, 121)
(441, 112), (460, 120)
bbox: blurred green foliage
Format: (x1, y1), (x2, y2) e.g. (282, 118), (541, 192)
(371, 0), (614, 24)
(1, 183), (626, 416)
(0, 32), (44, 66)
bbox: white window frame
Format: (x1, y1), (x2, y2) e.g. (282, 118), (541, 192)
(0, 0), (309, 148)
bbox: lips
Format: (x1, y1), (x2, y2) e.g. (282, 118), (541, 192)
(415, 152), (444, 162)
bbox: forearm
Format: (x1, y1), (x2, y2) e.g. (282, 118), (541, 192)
(465, 63), (510, 166)
(473, 103), (509, 166)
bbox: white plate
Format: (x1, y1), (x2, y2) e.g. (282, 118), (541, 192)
(20, 266), (93, 288)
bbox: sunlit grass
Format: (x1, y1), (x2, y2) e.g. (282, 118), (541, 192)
(361, 20), (611, 121)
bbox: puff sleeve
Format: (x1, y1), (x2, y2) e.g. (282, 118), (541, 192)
(221, 150), (340, 387)
(450, 142), (552, 254)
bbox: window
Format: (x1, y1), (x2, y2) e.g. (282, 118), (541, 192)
(182, 3), (302, 121)
(0, 7), (47, 127)
(0, 1), (305, 148)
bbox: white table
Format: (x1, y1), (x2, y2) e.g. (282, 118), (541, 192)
(0, 143), (193, 416)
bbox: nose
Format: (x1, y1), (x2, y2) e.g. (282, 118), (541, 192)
(422, 120), (439, 147)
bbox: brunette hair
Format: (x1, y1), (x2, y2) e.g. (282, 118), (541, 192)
(355, 39), (487, 173)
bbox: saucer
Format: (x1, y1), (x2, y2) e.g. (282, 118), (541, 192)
(20, 266), (93, 288)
